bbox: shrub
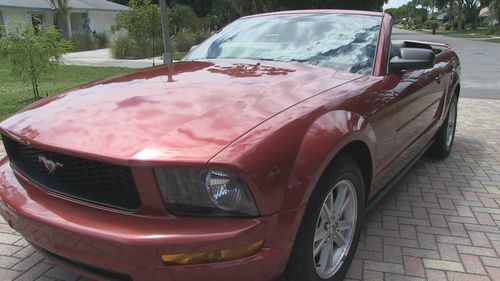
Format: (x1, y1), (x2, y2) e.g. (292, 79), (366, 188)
(487, 25), (500, 35)
(173, 30), (196, 52)
(413, 23), (423, 30)
(71, 32), (109, 51)
(0, 20), (72, 99)
(450, 16), (465, 31)
(111, 33), (163, 59)
(71, 33), (98, 51)
(413, 16), (423, 26)
(424, 20), (438, 29)
(425, 20), (439, 34)
(94, 32), (109, 48)
(194, 29), (211, 44)
(450, 18), (459, 30)
(111, 33), (134, 59)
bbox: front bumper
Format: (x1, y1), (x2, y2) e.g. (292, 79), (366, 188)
(0, 158), (301, 281)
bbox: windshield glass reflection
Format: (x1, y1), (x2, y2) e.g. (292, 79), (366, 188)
(185, 13), (382, 75)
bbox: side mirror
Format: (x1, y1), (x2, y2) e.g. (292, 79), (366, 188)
(390, 48), (435, 71)
(189, 44), (199, 53)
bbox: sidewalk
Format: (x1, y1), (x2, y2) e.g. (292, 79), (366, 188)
(1, 97), (500, 280)
(61, 48), (162, 69)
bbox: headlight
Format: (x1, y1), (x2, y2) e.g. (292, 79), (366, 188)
(155, 169), (259, 216)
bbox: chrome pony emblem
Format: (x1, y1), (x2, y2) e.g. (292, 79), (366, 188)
(37, 155), (63, 174)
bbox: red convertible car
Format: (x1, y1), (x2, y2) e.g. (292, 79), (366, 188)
(0, 10), (459, 281)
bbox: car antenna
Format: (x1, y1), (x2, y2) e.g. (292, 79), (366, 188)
(152, 6), (155, 67)
(159, 0), (174, 82)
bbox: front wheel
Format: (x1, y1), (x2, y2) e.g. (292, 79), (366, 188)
(428, 95), (458, 158)
(283, 156), (365, 281)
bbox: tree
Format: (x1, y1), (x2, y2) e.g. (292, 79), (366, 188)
(112, 0), (163, 56)
(461, 0), (480, 28)
(412, 0), (484, 30)
(176, 0), (214, 16)
(385, 1), (428, 28)
(207, 0), (240, 29)
(496, 0), (500, 22)
(167, 4), (199, 34)
(46, 0), (71, 38)
(0, 21), (72, 99)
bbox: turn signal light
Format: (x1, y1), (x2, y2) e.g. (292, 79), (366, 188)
(161, 240), (264, 265)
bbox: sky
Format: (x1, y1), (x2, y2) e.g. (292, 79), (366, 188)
(383, 0), (412, 9)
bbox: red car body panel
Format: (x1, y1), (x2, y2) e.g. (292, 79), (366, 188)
(0, 60), (360, 166)
(0, 10), (461, 281)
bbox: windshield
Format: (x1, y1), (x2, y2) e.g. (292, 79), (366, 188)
(185, 13), (382, 75)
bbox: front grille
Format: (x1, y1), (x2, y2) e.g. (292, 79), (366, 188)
(1, 135), (140, 211)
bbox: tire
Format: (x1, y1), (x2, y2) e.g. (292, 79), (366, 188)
(428, 95), (458, 159)
(283, 156), (366, 281)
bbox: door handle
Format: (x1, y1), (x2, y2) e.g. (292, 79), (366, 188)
(435, 74), (442, 84)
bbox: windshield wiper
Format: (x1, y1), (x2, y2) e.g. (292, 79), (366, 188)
(257, 58), (279, 61)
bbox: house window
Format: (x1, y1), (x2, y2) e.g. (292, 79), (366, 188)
(30, 14), (43, 31)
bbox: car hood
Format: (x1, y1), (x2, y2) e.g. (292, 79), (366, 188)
(0, 60), (360, 165)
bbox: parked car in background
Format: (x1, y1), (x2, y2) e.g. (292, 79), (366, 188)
(0, 10), (460, 281)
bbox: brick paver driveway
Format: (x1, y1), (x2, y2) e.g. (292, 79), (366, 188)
(1, 98), (500, 280)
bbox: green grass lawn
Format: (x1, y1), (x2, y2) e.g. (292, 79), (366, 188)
(173, 51), (188, 60)
(0, 61), (132, 121)
(435, 28), (493, 38)
(444, 30), (486, 38)
(484, 38), (500, 43)
(419, 27), (500, 43)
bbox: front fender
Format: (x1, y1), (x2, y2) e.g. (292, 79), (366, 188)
(210, 108), (375, 215)
(281, 110), (376, 210)
(210, 106), (376, 268)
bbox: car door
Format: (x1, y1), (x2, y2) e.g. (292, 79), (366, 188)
(391, 53), (447, 167)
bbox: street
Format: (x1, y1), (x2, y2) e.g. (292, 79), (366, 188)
(393, 29), (500, 99)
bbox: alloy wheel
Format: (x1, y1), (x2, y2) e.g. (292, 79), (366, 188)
(312, 179), (358, 279)
(446, 98), (457, 148)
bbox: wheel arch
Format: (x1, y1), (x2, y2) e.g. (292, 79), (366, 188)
(280, 110), (376, 211)
(333, 141), (373, 203)
(454, 83), (460, 97)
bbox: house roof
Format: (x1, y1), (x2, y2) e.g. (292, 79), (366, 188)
(0, 0), (128, 12)
(479, 6), (492, 17)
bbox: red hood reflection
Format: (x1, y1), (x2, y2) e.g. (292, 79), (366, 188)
(0, 60), (359, 164)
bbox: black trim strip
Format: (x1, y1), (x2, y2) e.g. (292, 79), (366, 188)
(365, 138), (434, 211)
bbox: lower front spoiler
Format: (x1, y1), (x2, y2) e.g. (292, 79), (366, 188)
(32, 242), (284, 281)
(3, 207), (286, 281)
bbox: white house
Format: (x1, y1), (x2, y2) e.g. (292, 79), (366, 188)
(0, 0), (128, 37)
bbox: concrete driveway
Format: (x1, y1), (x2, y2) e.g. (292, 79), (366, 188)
(0, 30), (500, 281)
(62, 48), (161, 69)
(392, 29), (500, 99)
